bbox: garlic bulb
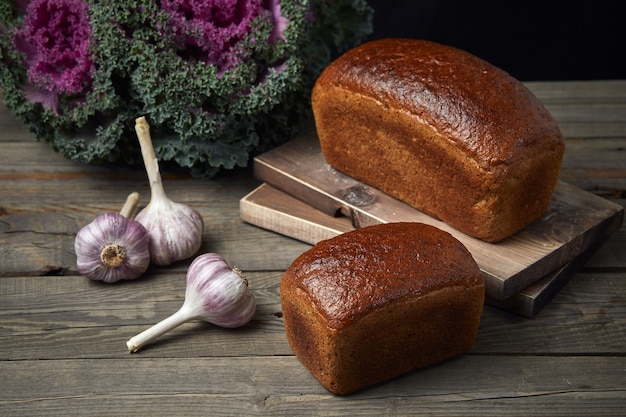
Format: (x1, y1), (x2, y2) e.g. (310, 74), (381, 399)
(75, 192), (151, 283)
(134, 116), (204, 266)
(126, 253), (256, 353)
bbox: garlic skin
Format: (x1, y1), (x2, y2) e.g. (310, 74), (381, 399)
(134, 198), (204, 266)
(134, 116), (203, 265)
(185, 253), (257, 328)
(126, 253), (256, 353)
(75, 212), (151, 283)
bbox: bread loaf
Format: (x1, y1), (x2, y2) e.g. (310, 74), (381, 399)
(312, 39), (565, 242)
(280, 222), (485, 395)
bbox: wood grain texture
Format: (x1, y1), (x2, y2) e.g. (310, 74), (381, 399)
(1, 356), (625, 416)
(1, 81), (625, 416)
(526, 80), (626, 138)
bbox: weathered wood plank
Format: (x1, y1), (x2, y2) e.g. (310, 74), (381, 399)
(562, 137), (626, 171)
(0, 226), (304, 276)
(526, 80), (626, 138)
(0, 356), (624, 416)
(526, 80), (626, 103)
(478, 272), (626, 354)
(584, 233), (626, 270)
(559, 136), (626, 196)
(0, 270), (624, 361)
(0, 167), (316, 276)
(0, 271), (287, 360)
(240, 183), (354, 243)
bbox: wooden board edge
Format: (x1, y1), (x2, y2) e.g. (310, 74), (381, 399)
(240, 184), (353, 245)
(485, 245), (599, 318)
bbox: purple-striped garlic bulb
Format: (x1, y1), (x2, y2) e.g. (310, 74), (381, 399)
(126, 253), (256, 353)
(134, 116), (204, 266)
(74, 192), (151, 283)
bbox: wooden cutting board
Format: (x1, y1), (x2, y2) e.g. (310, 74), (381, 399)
(240, 183), (599, 317)
(249, 131), (624, 300)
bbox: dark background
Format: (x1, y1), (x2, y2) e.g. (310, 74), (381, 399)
(365, 1), (624, 81)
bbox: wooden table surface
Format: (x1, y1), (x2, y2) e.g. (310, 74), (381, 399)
(1, 81), (625, 416)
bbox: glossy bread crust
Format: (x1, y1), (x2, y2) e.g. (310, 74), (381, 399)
(280, 222), (485, 395)
(312, 38), (565, 242)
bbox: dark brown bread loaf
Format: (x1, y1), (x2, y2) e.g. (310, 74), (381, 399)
(280, 222), (485, 395)
(312, 38), (565, 242)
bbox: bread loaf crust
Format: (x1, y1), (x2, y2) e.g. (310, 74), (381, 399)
(312, 39), (565, 242)
(280, 222), (485, 395)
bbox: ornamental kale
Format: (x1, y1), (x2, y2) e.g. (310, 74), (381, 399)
(0, 0), (372, 178)
(13, 0), (94, 113)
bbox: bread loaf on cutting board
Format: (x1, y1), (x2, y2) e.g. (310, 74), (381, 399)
(312, 38), (565, 242)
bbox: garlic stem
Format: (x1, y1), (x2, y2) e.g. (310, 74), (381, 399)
(134, 117), (168, 203)
(126, 304), (196, 353)
(97, 192), (140, 268)
(133, 116), (204, 265)
(120, 192), (140, 219)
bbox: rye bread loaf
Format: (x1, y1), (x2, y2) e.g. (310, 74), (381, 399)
(312, 38), (565, 242)
(280, 222), (485, 395)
